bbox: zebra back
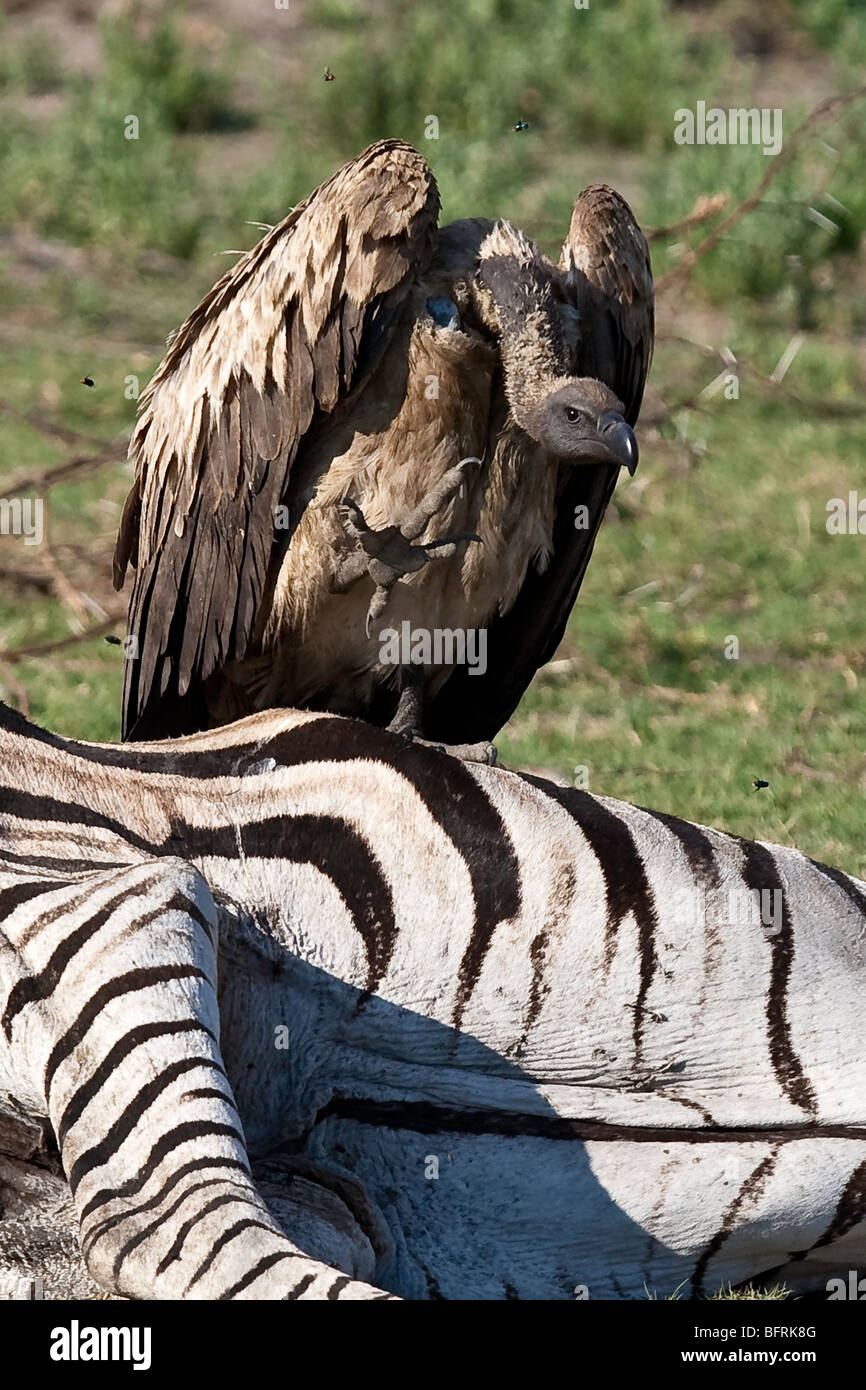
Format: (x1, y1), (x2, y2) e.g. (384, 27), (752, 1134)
(1, 701), (865, 1298)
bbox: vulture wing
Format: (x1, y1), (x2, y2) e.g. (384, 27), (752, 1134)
(424, 184), (653, 744)
(114, 139), (439, 738)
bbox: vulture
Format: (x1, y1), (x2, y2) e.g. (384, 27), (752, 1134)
(114, 139), (653, 756)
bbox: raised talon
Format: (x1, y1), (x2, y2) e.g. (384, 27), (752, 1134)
(332, 472), (483, 635)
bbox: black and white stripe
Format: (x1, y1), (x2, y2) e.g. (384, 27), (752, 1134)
(1, 701), (865, 1299)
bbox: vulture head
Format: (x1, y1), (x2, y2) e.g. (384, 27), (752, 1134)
(473, 219), (638, 473)
(515, 379), (638, 473)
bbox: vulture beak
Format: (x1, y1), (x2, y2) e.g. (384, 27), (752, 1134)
(597, 410), (639, 475)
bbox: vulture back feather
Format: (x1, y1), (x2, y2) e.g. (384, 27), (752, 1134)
(115, 140), (439, 738)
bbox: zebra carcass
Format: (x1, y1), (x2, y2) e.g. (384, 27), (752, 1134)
(0, 702), (864, 1300)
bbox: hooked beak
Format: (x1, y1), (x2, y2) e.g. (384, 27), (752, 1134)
(597, 410), (639, 475)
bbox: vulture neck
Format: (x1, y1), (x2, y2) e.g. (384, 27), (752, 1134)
(473, 226), (575, 439)
(498, 305), (572, 436)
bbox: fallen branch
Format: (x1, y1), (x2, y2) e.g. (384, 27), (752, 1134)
(0, 563), (54, 596)
(656, 84), (866, 293)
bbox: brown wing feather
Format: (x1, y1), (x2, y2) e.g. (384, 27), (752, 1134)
(424, 184), (653, 744)
(115, 139), (439, 738)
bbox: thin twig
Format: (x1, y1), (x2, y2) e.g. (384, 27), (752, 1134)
(0, 394), (106, 450)
(0, 612), (124, 663)
(0, 322), (164, 356)
(40, 533), (90, 633)
(1, 444), (123, 499)
(645, 193), (729, 243)
(0, 659), (31, 716)
(657, 332), (866, 417)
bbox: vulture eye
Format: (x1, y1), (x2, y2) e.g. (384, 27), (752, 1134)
(565, 406), (581, 424)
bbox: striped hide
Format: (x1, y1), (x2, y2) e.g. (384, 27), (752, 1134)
(0, 702), (864, 1300)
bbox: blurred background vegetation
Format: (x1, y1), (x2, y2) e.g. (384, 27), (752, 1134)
(0, 0), (864, 875)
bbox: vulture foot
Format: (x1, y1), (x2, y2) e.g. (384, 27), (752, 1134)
(388, 680), (497, 765)
(411, 735), (499, 766)
(332, 459), (483, 637)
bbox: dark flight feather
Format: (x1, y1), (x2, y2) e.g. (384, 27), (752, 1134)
(115, 140), (440, 738)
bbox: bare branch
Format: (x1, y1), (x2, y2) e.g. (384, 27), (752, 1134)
(2, 444), (123, 499)
(0, 563), (53, 596)
(0, 612), (124, 664)
(656, 331), (866, 417)
(0, 393), (106, 450)
(645, 193), (729, 243)
(657, 85), (866, 293)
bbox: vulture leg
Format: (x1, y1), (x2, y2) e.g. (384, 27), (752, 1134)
(388, 669), (498, 766)
(388, 668), (424, 738)
(332, 487), (483, 639)
(399, 456), (482, 541)
(364, 571), (399, 638)
(413, 735), (498, 765)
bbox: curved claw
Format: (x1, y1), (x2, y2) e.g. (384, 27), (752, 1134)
(423, 531), (482, 556)
(338, 497), (369, 533)
(365, 584), (392, 638)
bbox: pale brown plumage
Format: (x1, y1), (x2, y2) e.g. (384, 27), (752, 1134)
(114, 140), (653, 745)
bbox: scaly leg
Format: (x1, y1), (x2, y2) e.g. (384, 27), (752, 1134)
(399, 456), (483, 541)
(386, 669), (497, 766)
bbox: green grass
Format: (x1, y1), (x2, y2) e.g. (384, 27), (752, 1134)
(709, 1283), (792, 1300)
(646, 1279), (792, 1299)
(2, 1), (865, 276)
(0, 0), (864, 883)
